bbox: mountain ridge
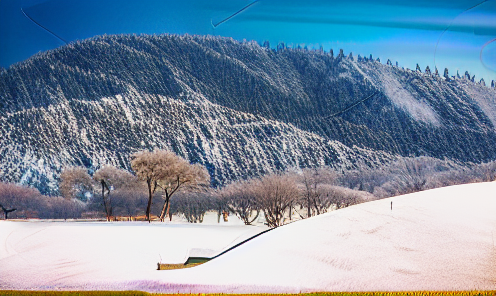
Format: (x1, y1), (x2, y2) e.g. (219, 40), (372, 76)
(0, 34), (495, 194)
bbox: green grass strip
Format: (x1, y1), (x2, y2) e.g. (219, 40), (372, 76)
(0, 291), (495, 296)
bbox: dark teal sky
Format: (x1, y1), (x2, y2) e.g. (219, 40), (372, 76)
(1, 0), (495, 82)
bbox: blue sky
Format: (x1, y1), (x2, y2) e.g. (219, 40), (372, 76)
(1, 0), (495, 83)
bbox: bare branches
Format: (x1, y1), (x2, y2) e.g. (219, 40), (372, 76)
(93, 165), (137, 221)
(0, 181), (85, 220)
(218, 179), (260, 225)
(298, 168), (338, 218)
(212, 169), (370, 228)
(170, 192), (213, 223)
(253, 173), (299, 228)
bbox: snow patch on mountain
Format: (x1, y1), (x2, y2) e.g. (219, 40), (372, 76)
(372, 67), (440, 126)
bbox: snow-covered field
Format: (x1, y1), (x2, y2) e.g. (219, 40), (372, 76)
(1, 182), (496, 293)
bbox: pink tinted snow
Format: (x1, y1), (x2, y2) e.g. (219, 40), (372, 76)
(1, 181), (495, 293)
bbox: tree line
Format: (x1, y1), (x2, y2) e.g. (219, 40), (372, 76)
(0, 151), (495, 227)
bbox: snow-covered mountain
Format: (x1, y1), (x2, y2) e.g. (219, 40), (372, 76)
(0, 34), (495, 194)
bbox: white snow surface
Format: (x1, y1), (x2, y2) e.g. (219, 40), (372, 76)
(2, 182), (496, 293)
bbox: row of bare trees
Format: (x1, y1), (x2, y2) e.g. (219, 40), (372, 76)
(0, 182), (84, 220)
(57, 149), (210, 222)
(44, 162), (368, 226)
(216, 168), (372, 227)
(2, 152), (495, 224)
(339, 157), (496, 198)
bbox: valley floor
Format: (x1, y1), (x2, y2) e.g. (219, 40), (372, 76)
(1, 182), (496, 293)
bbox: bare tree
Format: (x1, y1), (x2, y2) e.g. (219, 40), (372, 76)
(130, 149), (210, 222)
(0, 182), (44, 219)
(157, 161), (210, 222)
(298, 167), (337, 218)
(218, 179), (260, 225)
(93, 165), (137, 221)
(254, 173), (299, 228)
(476, 161), (496, 182)
(45, 197), (83, 220)
(211, 189), (229, 223)
(0, 182), (87, 220)
(131, 150), (168, 222)
(324, 185), (370, 209)
(59, 166), (92, 201)
(397, 158), (428, 193)
(111, 188), (148, 220)
(170, 192), (213, 223)
(339, 166), (390, 193)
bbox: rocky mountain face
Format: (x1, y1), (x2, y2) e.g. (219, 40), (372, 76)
(0, 34), (495, 194)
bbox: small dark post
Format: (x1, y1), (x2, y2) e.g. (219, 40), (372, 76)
(391, 201), (393, 211)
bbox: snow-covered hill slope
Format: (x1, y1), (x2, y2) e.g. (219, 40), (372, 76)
(1, 34), (495, 193)
(1, 181), (495, 292)
(0, 89), (394, 193)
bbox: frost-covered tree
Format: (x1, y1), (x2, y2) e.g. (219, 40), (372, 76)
(93, 165), (137, 221)
(253, 173), (299, 228)
(297, 167), (337, 218)
(425, 66), (431, 75)
(170, 191), (213, 223)
(383, 157), (438, 195)
(218, 179), (260, 225)
(416, 64), (422, 73)
(59, 166), (92, 201)
(444, 68), (450, 80)
(130, 149), (210, 222)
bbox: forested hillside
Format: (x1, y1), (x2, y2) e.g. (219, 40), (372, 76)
(0, 34), (495, 194)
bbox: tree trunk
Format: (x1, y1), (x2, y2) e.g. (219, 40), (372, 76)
(107, 191), (113, 220)
(159, 194), (170, 221)
(307, 195), (311, 217)
(101, 180), (110, 221)
(0, 203), (16, 220)
(247, 210), (260, 225)
(4, 209), (16, 219)
(145, 179), (153, 222)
